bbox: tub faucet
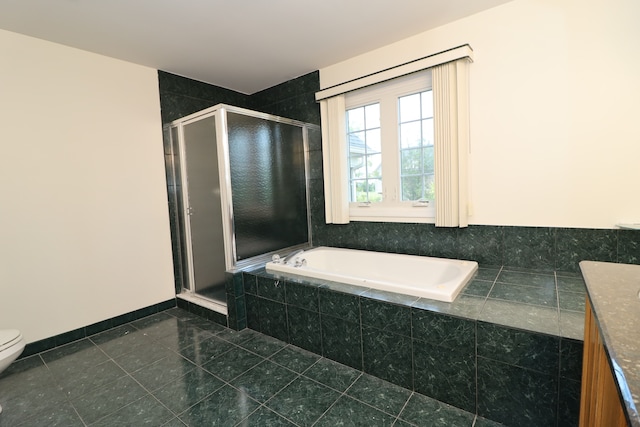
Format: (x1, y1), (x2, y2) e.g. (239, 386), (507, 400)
(284, 249), (304, 265)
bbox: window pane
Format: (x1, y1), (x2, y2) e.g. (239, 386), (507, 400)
(401, 176), (423, 201)
(399, 93), (421, 122)
(365, 104), (380, 128)
(421, 90), (433, 118)
(401, 148), (422, 175)
(423, 174), (435, 200)
(367, 179), (383, 202)
(422, 119), (434, 146)
(347, 107), (365, 132)
(351, 179), (367, 202)
(350, 155), (366, 179)
(423, 146), (434, 174)
(367, 153), (382, 178)
(400, 121), (422, 149)
(366, 128), (381, 153)
(349, 131), (366, 153)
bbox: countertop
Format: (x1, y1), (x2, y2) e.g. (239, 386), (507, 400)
(580, 261), (640, 427)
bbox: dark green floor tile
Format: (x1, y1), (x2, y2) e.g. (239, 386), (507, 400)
(320, 315), (363, 370)
(0, 385), (68, 427)
(177, 335), (235, 366)
(398, 393), (475, 426)
(269, 345), (321, 373)
(2, 399), (84, 427)
(216, 328), (261, 345)
(161, 418), (188, 427)
(158, 325), (214, 352)
(42, 339), (108, 378)
(303, 358), (361, 392)
(231, 360), (298, 402)
(90, 324), (154, 358)
(265, 376), (341, 427)
(184, 315), (228, 334)
(237, 333), (287, 357)
(314, 395), (395, 426)
(130, 352), (196, 391)
(91, 394), (174, 427)
(152, 367), (225, 414)
(346, 373), (412, 416)
(179, 385), (260, 427)
(71, 375), (148, 425)
(130, 312), (174, 330)
(112, 340), (175, 373)
(236, 406), (297, 426)
(202, 347), (265, 381)
(56, 359), (127, 398)
(0, 357), (55, 401)
(287, 306), (323, 354)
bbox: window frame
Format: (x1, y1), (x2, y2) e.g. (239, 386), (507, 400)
(344, 71), (436, 222)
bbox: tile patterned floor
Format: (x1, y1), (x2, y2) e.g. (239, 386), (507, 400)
(0, 308), (505, 426)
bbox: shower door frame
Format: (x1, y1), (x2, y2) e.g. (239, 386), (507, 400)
(169, 104), (314, 307)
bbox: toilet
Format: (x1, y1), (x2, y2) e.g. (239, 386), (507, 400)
(0, 329), (25, 414)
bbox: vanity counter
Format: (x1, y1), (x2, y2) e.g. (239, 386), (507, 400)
(580, 261), (640, 427)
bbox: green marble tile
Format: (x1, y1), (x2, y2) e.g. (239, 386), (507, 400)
(202, 347), (265, 381)
(474, 416), (508, 426)
(502, 226), (555, 270)
(319, 289), (361, 322)
(362, 326), (412, 389)
(265, 376), (341, 427)
(398, 392), (475, 426)
(555, 228), (617, 272)
(345, 373), (412, 416)
(314, 395), (396, 426)
(496, 270), (555, 288)
(478, 299), (559, 336)
(184, 314), (228, 334)
(285, 281), (319, 311)
(457, 225), (504, 267)
(238, 333), (287, 358)
(179, 385), (260, 426)
(236, 406), (296, 426)
(474, 267), (501, 282)
(216, 327), (261, 345)
(71, 375), (148, 425)
(231, 360), (298, 402)
(178, 335), (235, 366)
(287, 306), (322, 354)
(558, 377), (581, 427)
(556, 276), (586, 294)
(257, 275), (286, 302)
(157, 324), (214, 351)
(41, 339), (108, 378)
(303, 358), (361, 392)
(269, 345), (321, 373)
(320, 315), (363, 370)
(55, 359), (127, 399)
(360, 289), (420, 307)
(90, 324), (154, 358)
(258, 298), (289, 342)
(412, 309), (475, 349)
(91, 395), (174, 427)
(488, 282), (557, 308)
(558, 290), (586, 312)
(1, 399), (84, 427)
(560, 338), (584, 381)
(461, 279), (494, 297)
(0, 385), (72, 427)
(559, 310), (585, 340)
(152, 367), (225, 413)
(411, 294), (485, 320)
(359, 298), (411, 336)
(130, 352), (196, 391)
(113, 340), (175, 373)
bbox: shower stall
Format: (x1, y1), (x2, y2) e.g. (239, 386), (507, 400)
(164, 105), (318, 314)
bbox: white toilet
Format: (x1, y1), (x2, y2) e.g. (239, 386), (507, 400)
(0, 329), (25, 414)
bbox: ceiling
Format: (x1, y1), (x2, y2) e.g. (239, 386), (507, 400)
(0, 0), (513, 94)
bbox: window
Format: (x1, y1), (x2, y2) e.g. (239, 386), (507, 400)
(343, 71), (435, 220)
(317, 46), (472, 226)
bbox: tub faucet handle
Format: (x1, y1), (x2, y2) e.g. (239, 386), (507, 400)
(272, 254), (282, 264)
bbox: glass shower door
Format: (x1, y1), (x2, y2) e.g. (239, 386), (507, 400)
(180, 115), (227, 304)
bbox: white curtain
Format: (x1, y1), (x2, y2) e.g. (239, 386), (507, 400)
(433, 58), (470, 227)
(320, 95), (350, 224)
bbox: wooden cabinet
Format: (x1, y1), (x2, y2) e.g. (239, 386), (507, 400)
(580, 295), (629, 427)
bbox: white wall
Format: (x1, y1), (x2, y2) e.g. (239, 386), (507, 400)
(0, 29), (175, 343)
(320, 0), (640, 229)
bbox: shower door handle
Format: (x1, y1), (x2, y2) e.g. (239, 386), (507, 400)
(187, 207), (194, 216)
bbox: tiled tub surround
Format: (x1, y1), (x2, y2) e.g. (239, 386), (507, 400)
(242, 266), (586, 427)
(0, 308), (504, 427)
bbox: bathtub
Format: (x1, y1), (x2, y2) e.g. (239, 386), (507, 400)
(265, 246), (478, 302)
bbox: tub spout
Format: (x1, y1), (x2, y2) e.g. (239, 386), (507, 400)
(284, 249), (304, 265)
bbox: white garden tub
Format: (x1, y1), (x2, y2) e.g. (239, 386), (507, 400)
(265, 246), (478, 302)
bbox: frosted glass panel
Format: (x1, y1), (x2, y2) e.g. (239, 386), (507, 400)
(182, 116), (227, 302)
(227, 112), (308, 260)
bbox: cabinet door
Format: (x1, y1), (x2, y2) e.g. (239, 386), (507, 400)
(579, 296), (628, 427)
